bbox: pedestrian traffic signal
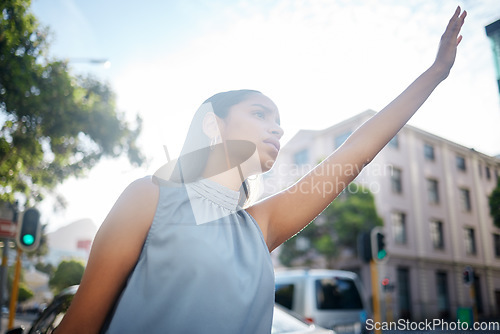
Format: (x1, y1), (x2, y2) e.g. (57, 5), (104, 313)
(371, 227), (388, 263)
(357, 232), (372, 263)
(463, 266), (473, 286)
(376, 233), (386, 260)
(16, 208), (41, 252)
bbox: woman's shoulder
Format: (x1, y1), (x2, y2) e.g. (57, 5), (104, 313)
(110, 176), (160, 221)
(117, 176), (161, 202)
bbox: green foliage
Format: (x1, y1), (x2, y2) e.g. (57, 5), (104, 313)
(17, 282), (34, 303)
(49, 260), (85, 294)
(278, 226), (317, 267)
(326, 189), (383, 248)
(314, 234), (338, 258)
(35, 261), (55, 276)
(279, 186), (383, 268)
(0, 0), (144, 206)
(489, 178), (500, 228)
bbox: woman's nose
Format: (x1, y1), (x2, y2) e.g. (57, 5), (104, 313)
(270, 123), (284, 139)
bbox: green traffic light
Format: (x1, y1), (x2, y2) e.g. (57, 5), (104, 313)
(23, 234), (35, 246)
(377, 249), (387, 259)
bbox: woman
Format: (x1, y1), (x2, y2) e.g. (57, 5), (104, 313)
(56, 7), (466, 333)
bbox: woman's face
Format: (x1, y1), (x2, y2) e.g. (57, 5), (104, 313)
(219, 93), (283, 173)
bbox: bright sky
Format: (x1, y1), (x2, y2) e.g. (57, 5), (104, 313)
(30, 0), (500, 232)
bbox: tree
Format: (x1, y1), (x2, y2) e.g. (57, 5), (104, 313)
(326, 188), (383, 249)
(279, 186), (383, 268)
(35, 261), (55, 277)
(490, 178), (500, 228)
(49, 260), (84, 294)
(17, 282), (34, 303)
(278, 223), (318, 267)
(0, 0), (144, 206)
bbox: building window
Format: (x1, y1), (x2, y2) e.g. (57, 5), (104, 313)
(427, 178), (440, 204)
(459, 188), (472, 212)
(392, 212), (407, 245)
(334, 131), (352, 149)
(391, 167), (403, 194)
(436, 272), (450, 319)
(456, 155), (466, 171)
(486, 166), (491, 180)
(294, 149), (309, 165)
(464, 228), (476, 255)
(430, 220), (445, 250)
(388, 135), (399, 148)
(397, 268), (411, 320)
(424, 144), (435, 161)
(494, 234), (500, 258)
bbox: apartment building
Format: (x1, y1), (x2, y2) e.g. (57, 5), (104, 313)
(264, 110), (500, 321)
(486, 18), (500, 94)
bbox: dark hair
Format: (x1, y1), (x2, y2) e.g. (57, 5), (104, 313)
(203, 89), (261, 118)
(173, 89), (262, 205)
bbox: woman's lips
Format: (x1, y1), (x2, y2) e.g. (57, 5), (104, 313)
(264, 138), (280, 152)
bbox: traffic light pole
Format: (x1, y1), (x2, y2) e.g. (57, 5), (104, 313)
(463, 266), (477, 323)
(370, 259), (381, 334)
(8, 248), (22, 328)
(0, 238), (8, 333)
(470, 284), (478, 324)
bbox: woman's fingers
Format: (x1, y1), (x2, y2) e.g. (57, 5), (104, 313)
(442, 7), (466, 46)
(432, 7), (467, 79)
(445, 6), (461, 31)
(450, 7), (467, 40)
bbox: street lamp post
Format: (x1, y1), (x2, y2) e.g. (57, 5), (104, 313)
(68, 58), (111, 68)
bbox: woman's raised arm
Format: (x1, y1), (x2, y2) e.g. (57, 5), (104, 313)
(55, 177), (159, 334)
(248, 7), (467, 252)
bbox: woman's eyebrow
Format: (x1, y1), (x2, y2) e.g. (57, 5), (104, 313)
(251, 104), (280, 125)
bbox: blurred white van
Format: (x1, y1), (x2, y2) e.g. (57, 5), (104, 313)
(275, 269), (370, 334)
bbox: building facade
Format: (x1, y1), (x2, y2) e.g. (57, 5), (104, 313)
(45, 218), (97, 266)
(486, 19), (500, 95)
(264, 110), (500, 321)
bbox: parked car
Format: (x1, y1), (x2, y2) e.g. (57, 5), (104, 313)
(6, 285), (334, 334)
(272, 304), (334, 334)
(275, 269), (371, 334)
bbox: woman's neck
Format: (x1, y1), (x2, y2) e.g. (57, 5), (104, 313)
(206, 168), (243, 191)
(201, 141), (262, 190)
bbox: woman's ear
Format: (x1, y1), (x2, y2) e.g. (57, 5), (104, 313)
(202, 111), (222, 139)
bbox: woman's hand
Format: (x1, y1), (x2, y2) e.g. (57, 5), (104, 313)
(432, 6), (467, 80)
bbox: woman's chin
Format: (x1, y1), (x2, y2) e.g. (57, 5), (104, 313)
(261, 158), (276, 173)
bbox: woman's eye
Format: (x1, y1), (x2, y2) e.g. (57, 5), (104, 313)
(254, 111), (265, 119)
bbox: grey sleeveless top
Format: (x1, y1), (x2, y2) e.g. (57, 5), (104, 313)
(104, 178), (275, 334)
